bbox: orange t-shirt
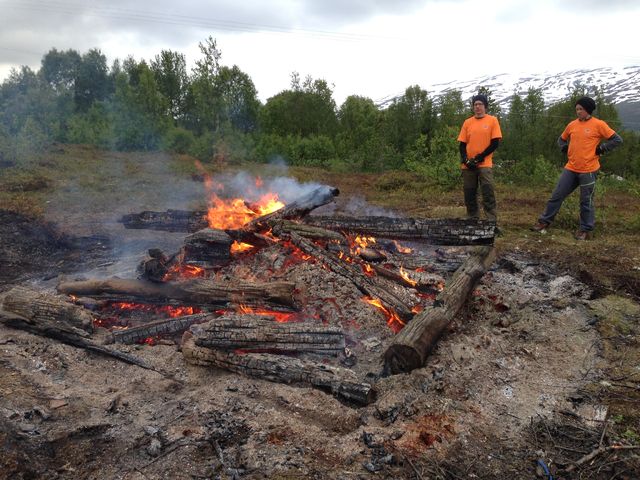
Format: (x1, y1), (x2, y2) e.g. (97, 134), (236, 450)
(457, 114), (502, 169)
(561, 117), (616, 173)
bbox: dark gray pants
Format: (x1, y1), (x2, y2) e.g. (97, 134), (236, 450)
(462, 168), (496, 221)
(539, 169), (598, 232)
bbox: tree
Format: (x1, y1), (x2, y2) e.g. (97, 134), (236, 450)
(40, 48), (81, 92)
(213, 65), (260, 133)
(336, 95), (383, 170)
(151, 50), (189, 121)
(380, 85), (435, 162)
(435, 90), (466, 129)
(74, 49), (110, 111)
(260, 74), (338, 138)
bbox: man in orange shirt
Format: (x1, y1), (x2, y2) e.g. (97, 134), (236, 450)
(457, 94), (502, 225)
(531, 96), (622, 240)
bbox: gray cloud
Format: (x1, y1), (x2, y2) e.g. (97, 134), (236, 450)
(0, 0), (432, 73)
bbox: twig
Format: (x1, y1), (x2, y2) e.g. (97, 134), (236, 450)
(565, 445), (640, 473)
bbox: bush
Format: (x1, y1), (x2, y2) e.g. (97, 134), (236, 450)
(405, 129), (460, 190)
(66, 103), (113, 148)
(498, 154), (559, 186)
(163, 127), (195, 154)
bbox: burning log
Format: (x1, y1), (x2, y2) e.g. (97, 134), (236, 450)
(243, 186), (340, 232)
(182, 333), (375, 404)
(286, 232), (413, 321)
(109, 313), (211, 345)
(372, 264), (445, 292)
(120, 209), (208, 232)
(57, 278), (296, 309)
(190, 315), (345, 354)
(303, 216), (495, 245)
(384, 246), (496, 374)
(1, 286), (93, 332)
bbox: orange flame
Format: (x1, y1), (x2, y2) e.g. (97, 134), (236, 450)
(362, 263), (375, 277)
(399, 266), (418, 287)
(206, 192), (284, 230)
(393, 240), (412, 254)
(362, 296), (405, 333)
(237, 304), (296, 323)
(231, 241), (255, 254)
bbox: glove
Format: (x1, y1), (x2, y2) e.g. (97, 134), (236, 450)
(473, 154), (485, 165)
(595, 145), (603, 155)
(464, 158), (478, 170)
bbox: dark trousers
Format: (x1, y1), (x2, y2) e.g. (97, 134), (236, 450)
(539, 169), (598, 231)
(462, 168), (496, 221)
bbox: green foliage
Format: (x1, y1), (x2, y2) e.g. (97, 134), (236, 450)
(67, 103), (113, 147)
(15, 116), (50, 165)
(163, 126), (195, 154)
(405, 127), (460, 190)
(260, 74), (337, 138)
(498, 154), (560, 186)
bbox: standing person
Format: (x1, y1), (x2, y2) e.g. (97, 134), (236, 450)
(457, 94), (502, 230)
(531, 96), (623, 240)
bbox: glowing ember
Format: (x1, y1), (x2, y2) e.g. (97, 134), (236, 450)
(354, 235), (376, 249)
(163, 264), (206, 281)
(231, 241), (255, 254)
(362, 296), (405, 333)
(237, 304), (296, 323)
(393, 240), (412, 254)
(107, 302), (202, 318)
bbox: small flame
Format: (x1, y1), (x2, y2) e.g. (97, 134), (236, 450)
(354, 235), (376, 249)
(399, 266), (418, 287)
(362, 263), (375, 277)
(237, 304), (296, 323)
(362, 296), (405, 333)
(393, 240), (412, 254)
(231, 241), (255, 254)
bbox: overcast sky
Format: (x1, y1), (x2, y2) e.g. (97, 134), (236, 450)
(1, 0), (639, 104)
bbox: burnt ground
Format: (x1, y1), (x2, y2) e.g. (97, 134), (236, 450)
(1, 168), (640, 479)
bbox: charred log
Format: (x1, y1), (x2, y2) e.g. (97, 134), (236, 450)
(57, 278), (296, 309)
(286, 232), (413, 321)
(269, 219), (346, 243)
(304, 216), (495, 245)
(191, 315), (345, 354)
(384, 246), (496, 374)
(120, 209), (208, 232)
(110, 313), (211, 345)
(182, 228), (232, 267)
(1, 286), (93, 332)
(182, 332), (374, 404)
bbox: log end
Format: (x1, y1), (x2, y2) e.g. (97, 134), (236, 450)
(383, 344), (424, 375)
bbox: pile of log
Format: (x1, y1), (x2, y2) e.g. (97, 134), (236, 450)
(1, 182), (497, 405)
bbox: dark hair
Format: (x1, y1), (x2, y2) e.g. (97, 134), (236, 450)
(575, 96), (596, 114)
(472, 94), (489, 109)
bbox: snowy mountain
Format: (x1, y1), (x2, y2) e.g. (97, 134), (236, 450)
(424, 66), (640, 108)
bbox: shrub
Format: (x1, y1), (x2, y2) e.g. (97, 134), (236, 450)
(163, 127), (195, 154)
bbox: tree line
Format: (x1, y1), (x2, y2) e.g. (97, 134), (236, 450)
(1, 37), (639, 185)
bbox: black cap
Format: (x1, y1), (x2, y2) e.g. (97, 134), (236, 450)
(472, 94), (489, 109)
(576, 96), (596, 114)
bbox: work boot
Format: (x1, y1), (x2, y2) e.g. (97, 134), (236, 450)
(530, 222), (549, 232)
(574, 230), (592, 241)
